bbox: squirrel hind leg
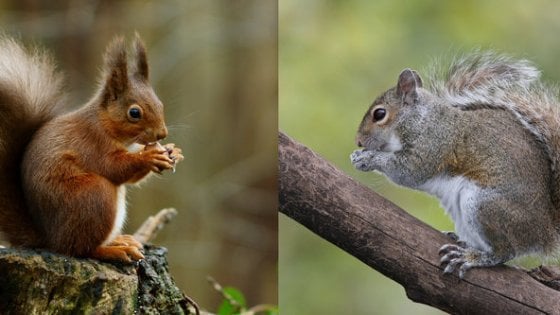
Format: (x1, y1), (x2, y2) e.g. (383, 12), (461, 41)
(91, 243), (144, 263)
(438, 244), (512, 279)
(106, 234), (143, 249)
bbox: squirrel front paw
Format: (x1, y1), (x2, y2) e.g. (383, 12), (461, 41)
(143, 143), (175, 173)
(350, 149), (377, 171)
(163, 143), (184, 172)
(142, 142), (184, 173)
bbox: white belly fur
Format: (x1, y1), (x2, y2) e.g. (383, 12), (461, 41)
(104, 185), (127, 244)
(418, 175), (491, 252)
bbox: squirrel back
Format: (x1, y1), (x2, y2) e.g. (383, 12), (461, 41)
(0, 36), (65, 246)
(426, 51), (560, 220)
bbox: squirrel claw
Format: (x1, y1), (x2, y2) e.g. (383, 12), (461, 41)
(458, 262), (474, 279)
(439, 243), (470, 278)
(445, 260), (474, 279)
(162, 143), (184, 173)
(438, 243), (464, 255)
(443, 257), (466, 274)
(440, 251), (463, 266)
(164, 143), (184, 164)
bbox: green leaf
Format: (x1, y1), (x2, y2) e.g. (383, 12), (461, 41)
(217, 287), (247, 315)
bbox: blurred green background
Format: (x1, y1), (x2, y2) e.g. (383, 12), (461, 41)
(0, 0), (277, 311)
(279, 1), (560, 314)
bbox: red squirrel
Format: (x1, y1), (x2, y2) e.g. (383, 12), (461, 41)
(0, 34), (183, 262)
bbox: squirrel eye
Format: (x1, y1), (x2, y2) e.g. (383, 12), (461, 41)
(372, 107), (387, 123)
(127, 104), (142, 122)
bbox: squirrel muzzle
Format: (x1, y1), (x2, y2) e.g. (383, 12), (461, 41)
(156, 126), (168, 141)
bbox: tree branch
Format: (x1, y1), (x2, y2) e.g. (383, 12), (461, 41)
(279, 131), (560, 314)
(134, 207), (178, 243)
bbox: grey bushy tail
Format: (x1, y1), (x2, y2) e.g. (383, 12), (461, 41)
(426, 51), (560, 224)
(426, 51), (540, 107)
(0, 36), (65, 246)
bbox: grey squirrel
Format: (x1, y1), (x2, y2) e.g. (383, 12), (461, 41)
(350, 52), (560, 278)
(0, 35), (183, 262)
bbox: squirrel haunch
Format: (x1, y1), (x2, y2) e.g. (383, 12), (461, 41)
(351, 51), (560, 278)
(0, 35), (183, 262)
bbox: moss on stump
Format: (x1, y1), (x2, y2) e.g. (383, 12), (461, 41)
(0, 245), (195, 314)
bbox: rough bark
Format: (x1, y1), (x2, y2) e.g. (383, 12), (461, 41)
(0, 245), (196, 315)
(279, 131), (560, 315)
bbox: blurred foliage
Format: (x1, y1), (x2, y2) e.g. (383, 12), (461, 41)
(217, 287), (247, 315)
(280, 0), (560, 314)
(208, 277), (278, 315)
(0, 0), (277, 311)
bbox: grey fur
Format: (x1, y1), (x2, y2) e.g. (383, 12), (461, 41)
(427, 51), (560, 222)
(352, 51), (560, 278)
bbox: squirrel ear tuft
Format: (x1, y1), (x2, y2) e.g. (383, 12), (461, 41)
(102, 36), (129, 103)
(397, 68), (423, 105)
(133, 33), (149, 82)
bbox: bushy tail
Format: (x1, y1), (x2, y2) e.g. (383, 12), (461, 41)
(0, 36), (65, 246)
(426, 51), (540, 107)
(426, 51), (560, 222)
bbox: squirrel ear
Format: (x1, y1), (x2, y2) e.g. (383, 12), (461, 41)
(133, 33), (149, 82)
(102, 36), (129, 103)
(397, 68), (423, 105)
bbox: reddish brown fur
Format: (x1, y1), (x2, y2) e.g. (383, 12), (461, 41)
(0, 35), (182, 262)
(0, 38), (63, 248)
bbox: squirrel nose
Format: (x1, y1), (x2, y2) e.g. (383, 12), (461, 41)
(156, 126), (168, 140)
(356, 136), (363, 147)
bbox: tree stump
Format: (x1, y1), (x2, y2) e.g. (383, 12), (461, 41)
(0, 245), (195, 314)
(0, 208), (198, 315)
